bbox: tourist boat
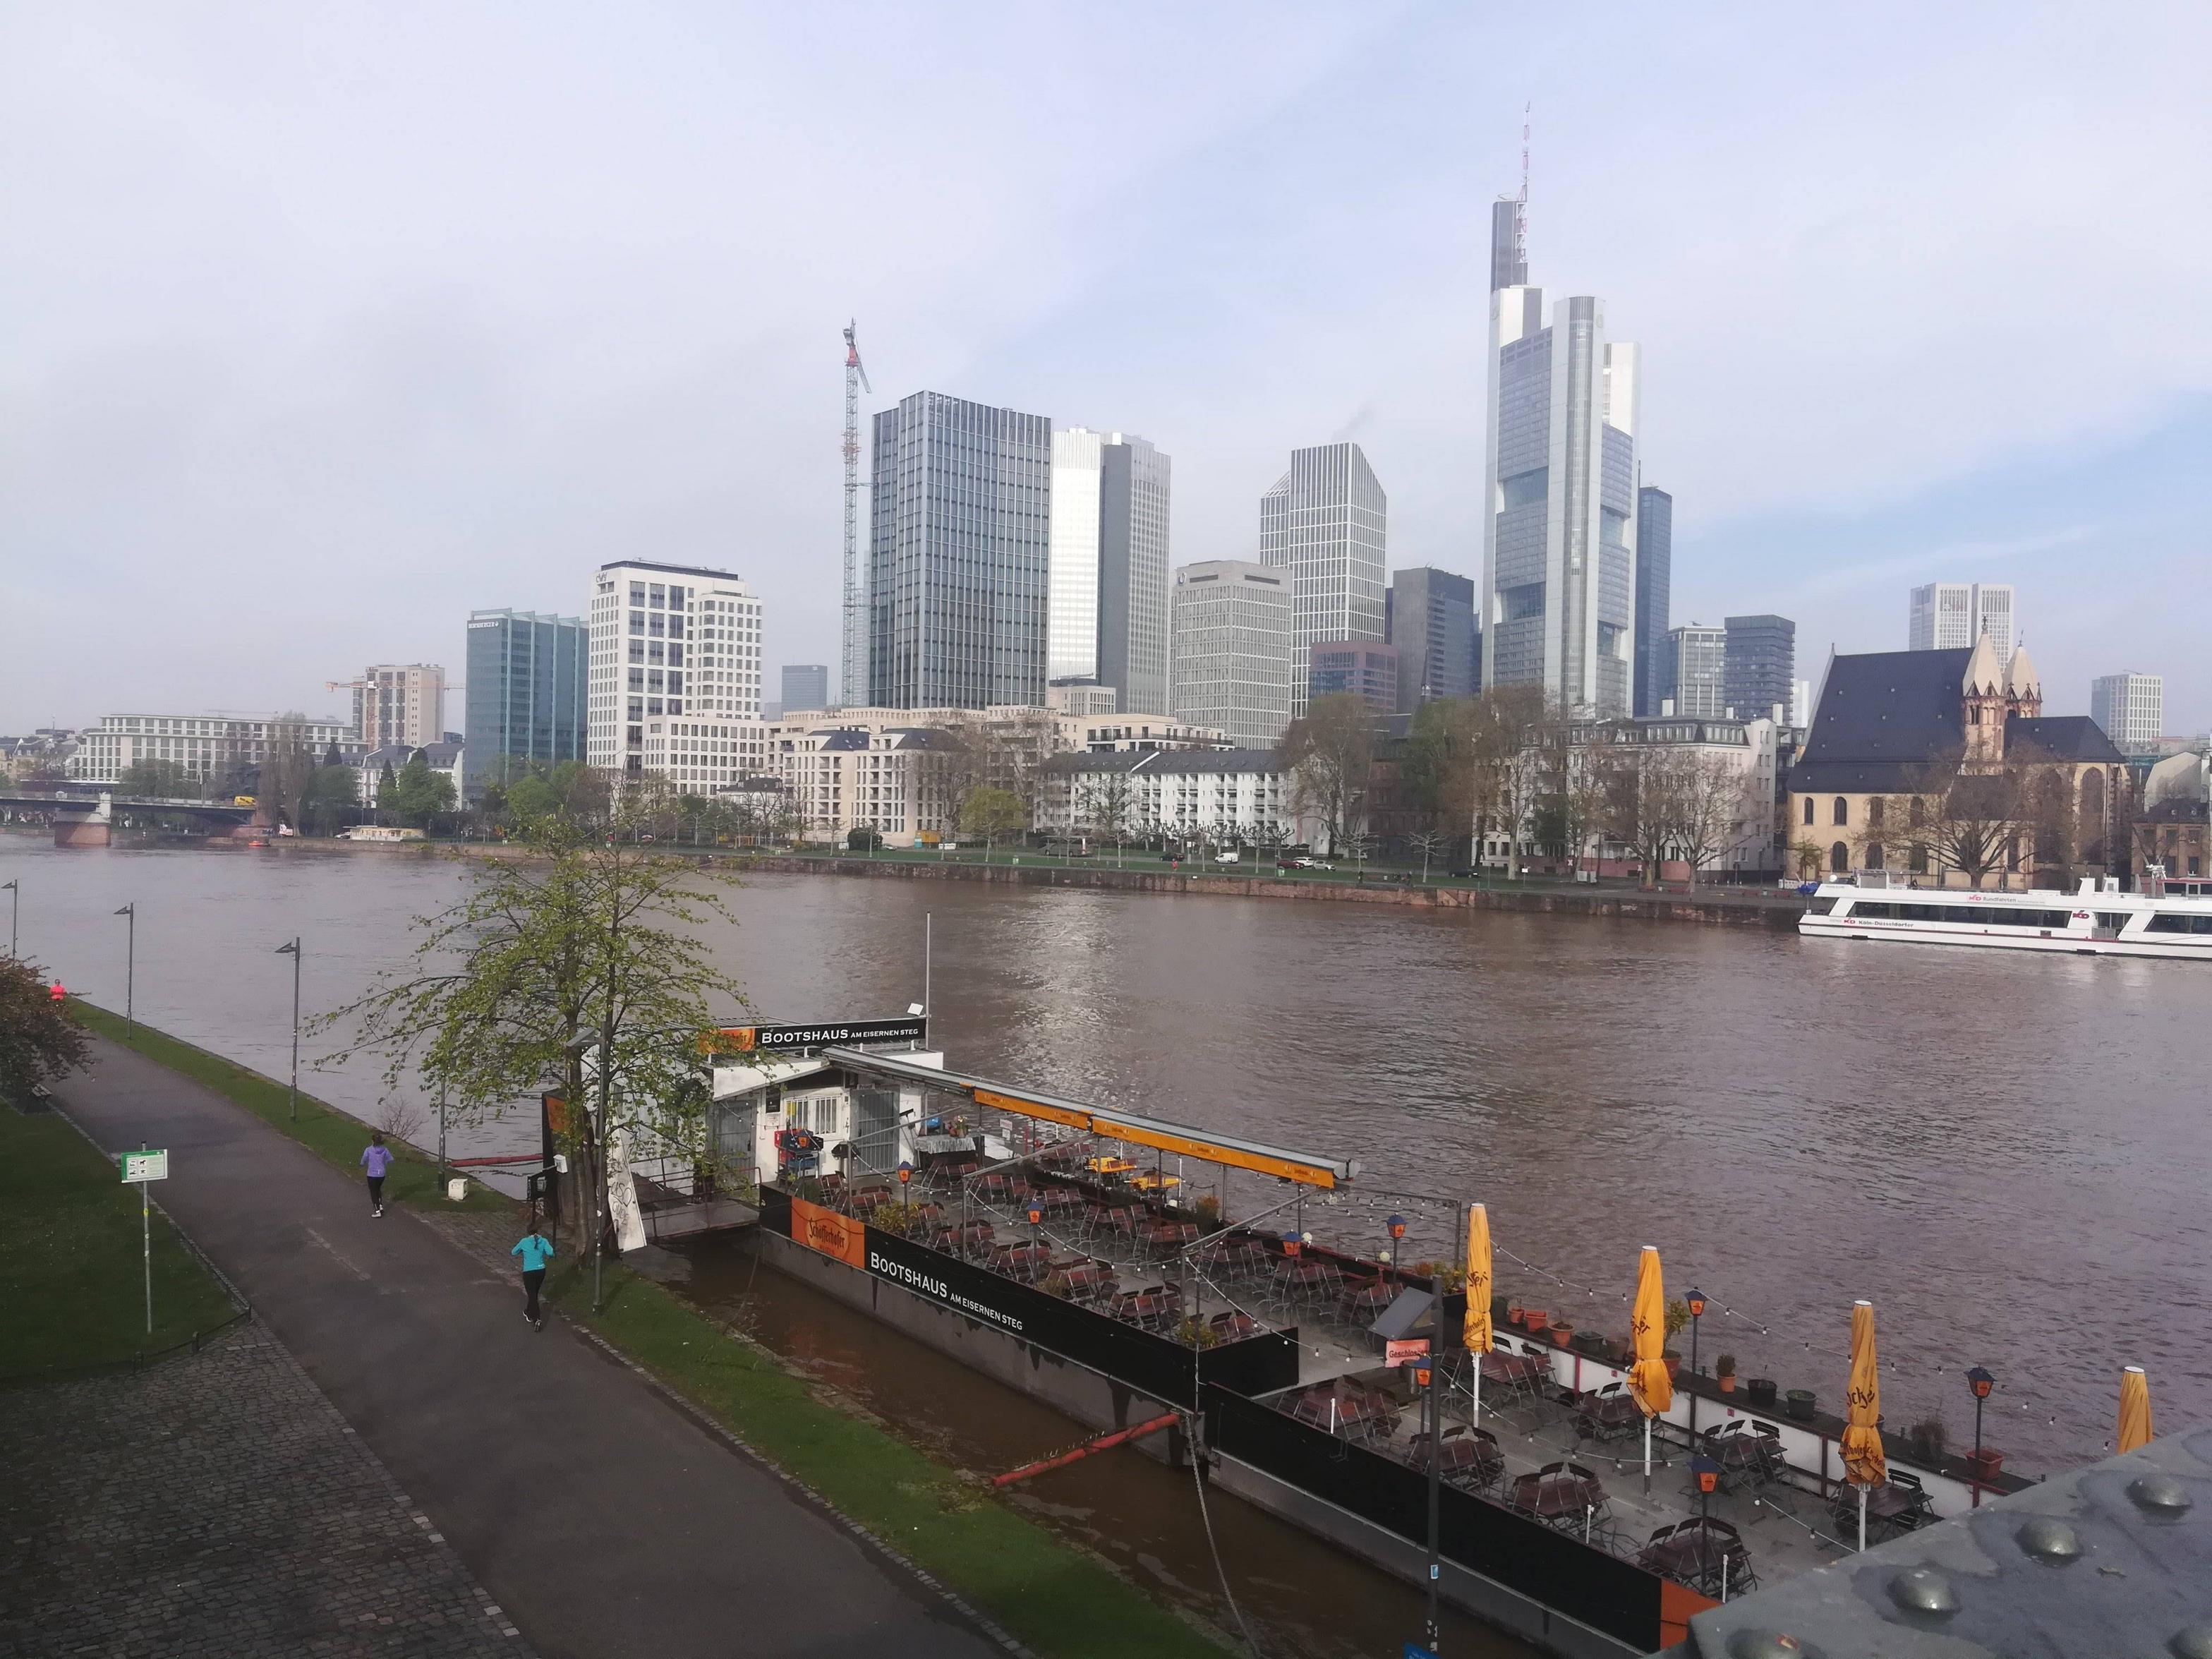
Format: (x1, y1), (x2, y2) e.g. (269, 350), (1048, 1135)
(1800, 868), (2212, 958)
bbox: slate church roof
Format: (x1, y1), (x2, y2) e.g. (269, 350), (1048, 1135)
(2005, 716), (2125, 764)
(1786, 648), (1971, 793)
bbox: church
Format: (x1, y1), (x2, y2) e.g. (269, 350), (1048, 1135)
(1785, 634), (2128, 886)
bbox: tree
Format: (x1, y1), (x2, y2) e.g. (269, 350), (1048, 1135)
(1904, 756), (2019, 890)
(375, 761), (399, 814)
(0, 958), (89, 1101)
(1077, 768), (1139, 867)
(389, 754), (456, 829)
(959, 785), (1028, 854)
(1790, 837), (1827, 881)
(260, 713), (317, 830)
(1660, 750), (1746, 888)
(847, 821), (883, 852)
(301, 761), (361, 835)
(1279, 692), (1377, 855)
(116, 757), (195, 798)
(316, 816), (751, 1294)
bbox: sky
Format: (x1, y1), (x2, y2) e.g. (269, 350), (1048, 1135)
(5, 2), (2210, 733)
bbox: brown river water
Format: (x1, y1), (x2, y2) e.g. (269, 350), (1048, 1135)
(8, 837), (2207, 1655)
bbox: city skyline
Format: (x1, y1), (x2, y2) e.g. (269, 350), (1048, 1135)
(6, 7), (2210, 733)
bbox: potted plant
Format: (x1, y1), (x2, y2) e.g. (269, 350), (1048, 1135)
(1194, 1193), (1222, 1226)
(1785, 1388), (1817, 1422)
(1506, 1298), (1525, 1329)
(1548, 1318), (1576, 1349)
(1715, 1354), (1737, 1394)
(1904, 1414), (1948, 1465)
(1573, 1329), (1608, 1358)
(1967, 1447), (2005, 1481)
(1746, 1377), (1778, 1410)
(1490, 1292), (1513, 1327)
(1522, 1307), (1549, 1337)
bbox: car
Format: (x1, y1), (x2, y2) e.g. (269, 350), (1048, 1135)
(1283, 856), (1336, 871)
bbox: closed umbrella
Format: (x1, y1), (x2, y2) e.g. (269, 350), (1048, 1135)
(1464, 1205), (1493, 1425)
(1628, 1245), (1672, 1483)
(1841, 1299), (1886, 1551)
(2118, 1366), (2153, 1452)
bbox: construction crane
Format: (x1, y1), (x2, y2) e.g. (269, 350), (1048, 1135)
(840, 320), (871, 708)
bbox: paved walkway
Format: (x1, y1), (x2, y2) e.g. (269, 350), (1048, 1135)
(47, 1039), (1001, 1659)
(1, 1323), (528, 1658)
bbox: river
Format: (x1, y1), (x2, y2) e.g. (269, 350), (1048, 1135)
(6, 836), (2206, 1651)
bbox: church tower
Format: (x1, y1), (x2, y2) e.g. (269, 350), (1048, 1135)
(1961, 632), (2008, 770)
(2004, 643), (2042, 718)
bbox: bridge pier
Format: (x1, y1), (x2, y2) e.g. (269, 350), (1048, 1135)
(52, 792), (113, 848)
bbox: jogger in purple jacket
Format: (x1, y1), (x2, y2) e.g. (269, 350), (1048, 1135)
(361, 1132), (394, 1216)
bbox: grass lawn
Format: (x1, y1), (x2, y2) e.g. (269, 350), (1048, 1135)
(0, 1106), (240, 1377)
(68, 1001), (506, 1214)
(550, 1260), (1228, 1659)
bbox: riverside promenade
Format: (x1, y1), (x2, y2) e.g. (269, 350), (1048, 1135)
(44, 1038), (1003, 1659)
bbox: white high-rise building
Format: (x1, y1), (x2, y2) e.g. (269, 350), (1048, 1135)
(1258, 442), (1386, 722)
(349, 665), (446, 749)
(588, 561), (765, 788)
(1908, 582), (2016, 656)
(2090, 672), (2163, 750)
(1668, 623), (1727, 718)
(1048, 428), (1171, 716)
(1171, 560), (1293, 749)
(1480, 199), (1640, 718)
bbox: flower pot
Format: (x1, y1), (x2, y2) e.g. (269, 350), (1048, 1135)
(1522, 1308), (1548, 1334)
(1785, 1388), (1817, 1422)
(1718, 1374), (1737, 1394)
(1747, 1378), (1778, 1410)
(1572, 1331), (1608, 1358)
(1549, 1322), (1576, 1348)
(1506, 1301), (1525, 1329)
(1968, 1449), (2005, 1481)
(1662, 1351), (1683, 1382)
(1489, 1293), (1513, 1326)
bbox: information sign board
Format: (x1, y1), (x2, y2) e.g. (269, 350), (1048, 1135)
(119, 1149), (169, 1184)
(717, 1017), (926, 1052)
(1385, 1337), (1430, 1367)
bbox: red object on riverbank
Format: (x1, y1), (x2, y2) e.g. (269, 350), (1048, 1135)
(991, 1412), (1180, 1488)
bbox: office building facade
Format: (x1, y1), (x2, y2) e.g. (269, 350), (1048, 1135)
(1633, 487), (1672, 716)
(2091, 672), (2164, 750)
(1307, 641), (1399, 713)
(869, 392), (1051, 710)
(1169, 560), (1293, 749)
(1480, 205), (1640, 718)
(1258, 442), (1386, 721)
(1909, 582), (2016, 656)
(588, 560), (764, 784)
(781, 664), (830, 713)
(348, 665), (446, 750)
(1723, 614), (1796, 722)
(1048, 428), (1171, 716)
(1385, 566), (1477, 711)
(70, 713), (350, 789)
(1669, 624), (1727, 718)
(462, 610), (588, 799)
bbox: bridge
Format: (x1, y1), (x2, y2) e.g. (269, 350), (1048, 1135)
(0, 790), (264, 847)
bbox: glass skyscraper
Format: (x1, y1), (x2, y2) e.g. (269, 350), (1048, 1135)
(462, 609), (587, 800)
(869, 392), (1051, 710)
(1384, 566), (1476, 711)
(1048, 428), (1171, 715)
(1259, 442), (1386, 722)
(1480, 204), (1640, 718)
(1723, 614), (1796, 722)
(1633, 485), (1672, 716)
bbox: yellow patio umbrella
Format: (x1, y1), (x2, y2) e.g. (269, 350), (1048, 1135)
(1628, 1245), (1672, 1480)
(2118, 1365), (2153, 1452)
(1842, 1299), (1887, 1550)
(1464, 1205), (1493, 1425)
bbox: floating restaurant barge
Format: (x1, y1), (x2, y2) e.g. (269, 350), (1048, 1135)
(717, 1040), (2024, 1658)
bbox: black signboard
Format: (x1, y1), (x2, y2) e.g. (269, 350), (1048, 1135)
(721, 1016), (926, 1052)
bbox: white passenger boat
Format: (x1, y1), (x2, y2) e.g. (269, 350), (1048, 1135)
(1800, 869), (2212, 958)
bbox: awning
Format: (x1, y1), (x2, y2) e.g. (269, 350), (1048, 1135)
(818, 1046), (1358, 1190)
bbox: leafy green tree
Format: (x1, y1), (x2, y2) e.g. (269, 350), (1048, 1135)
(957, 785), (1028, 854)
(0, 958), (89, 1101)
(506, 773), (562, 824)
(317, 818), (751, 1296)
(389, 754), (456, 829)
(375, 761), (399, 814)
(301, 763), (361, 835)
(116, 757), (196, 798)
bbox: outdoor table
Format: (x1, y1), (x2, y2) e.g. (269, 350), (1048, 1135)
(1706, 1425), (1786, 1489)
(1290, 1385), (1394, 1437)
(1085, 1156), (1137, 1178)
(1129, 1171), (1183, 1194)
(1409, 1429), (1503, 1486)
(1832, 1479), (1931, 1540)
(1275, 1259), (1335, 1289)
(1509, 1464), (1607, 1526)
(1341, 1280), (1395, 1319)
(1480, 1350), (1547, 1384)
(1577, 1388), (1643, 1441)
(1145, 1221), (1199, 1249)
(1639, 1521), (1749, 1593)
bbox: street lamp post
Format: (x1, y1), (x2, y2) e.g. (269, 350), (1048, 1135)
(274, 939), (301, 1121)
(1966, 1365), (1995, 1507)
(1386, 1212), (1407, 1266)
(1685, 1287), (1708, 1437)
(114, 903), (136, 1037)
(3, 879), (17, 958)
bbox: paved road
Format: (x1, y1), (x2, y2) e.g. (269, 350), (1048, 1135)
(52, 1039), (1001, 1659)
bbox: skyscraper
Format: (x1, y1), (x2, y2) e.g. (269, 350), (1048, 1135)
(1385, 567), (1477, 712)
(1723, 614), (1796, 721)
(1048, 428), (1171, 714)
(869, 392), (1051, 710)
(463, 610), (586, 799)
(1669, 623), (1727, 718)
(780, 663), (829, 713)
(1307, 641), (1399, 713)
(1480, 202), (1640, 718)
(1909, 582), (2016, 656)
(1633, 486), (1672, 716)
(1259, 442), (1386, 722)
(2090, 672), (2163, 749)
(1170, 560), (1292, 749)
(587, 560), (764, 784)
(349, 665), (447, 749)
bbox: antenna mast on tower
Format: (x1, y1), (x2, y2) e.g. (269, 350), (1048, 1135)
(1517, 102), (1530, 268)
(840, 321), (871, 708)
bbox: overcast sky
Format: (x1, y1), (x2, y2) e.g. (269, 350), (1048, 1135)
(6, 2), (2209, 734)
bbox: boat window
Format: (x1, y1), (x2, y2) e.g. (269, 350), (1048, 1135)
(1805, 896), (1840, 915)
(1851, 902), (2075, 928)
(2095, 912), (2128, 930)
(2145, 913), (2212, 935)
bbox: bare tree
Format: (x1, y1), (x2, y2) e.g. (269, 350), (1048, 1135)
(1077, 767), (1139, 867)
(1279, 692), (1377, 855)
(1406, 828), (1453, 882)
(1905, 755), (2019, 890)
(1661, 751), (1747, 888)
